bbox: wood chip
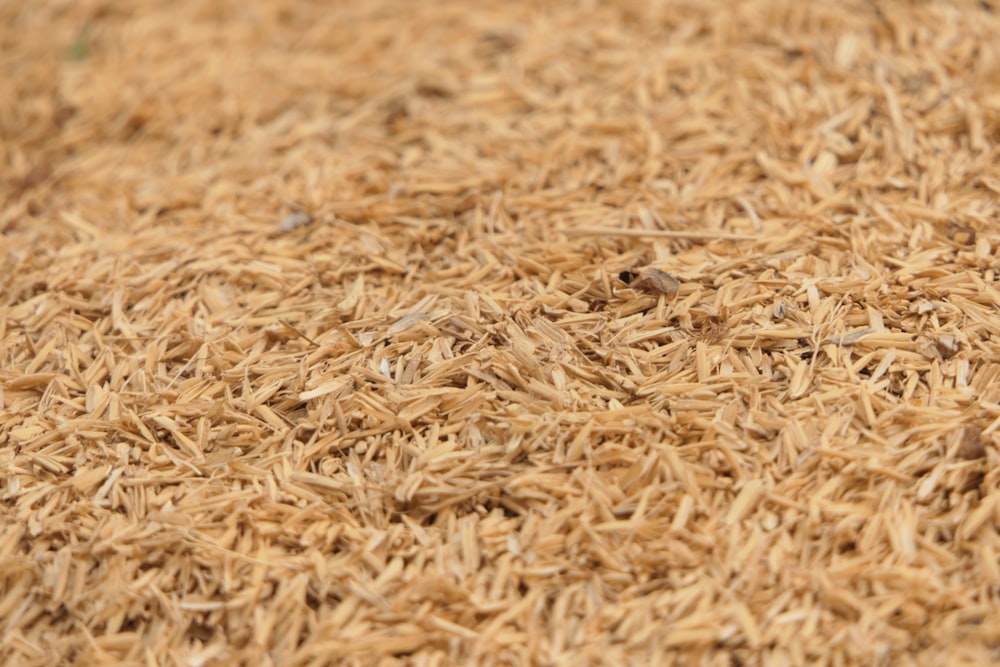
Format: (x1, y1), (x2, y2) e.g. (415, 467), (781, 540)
(619, 267), (680, 296)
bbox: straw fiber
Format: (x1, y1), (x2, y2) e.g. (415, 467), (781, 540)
(3, 1), (1000, 665)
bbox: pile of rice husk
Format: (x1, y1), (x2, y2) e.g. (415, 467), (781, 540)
(3, 1), (1000, 665)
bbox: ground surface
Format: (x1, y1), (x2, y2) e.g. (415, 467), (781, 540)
(3, 1), (1000, 665)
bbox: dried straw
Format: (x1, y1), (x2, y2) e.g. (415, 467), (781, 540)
(2, 0), (1000, 665)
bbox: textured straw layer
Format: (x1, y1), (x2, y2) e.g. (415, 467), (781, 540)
(3, 1), (1000, 665)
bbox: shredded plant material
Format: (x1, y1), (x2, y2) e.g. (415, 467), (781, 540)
(2, 1), (1000, 665)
